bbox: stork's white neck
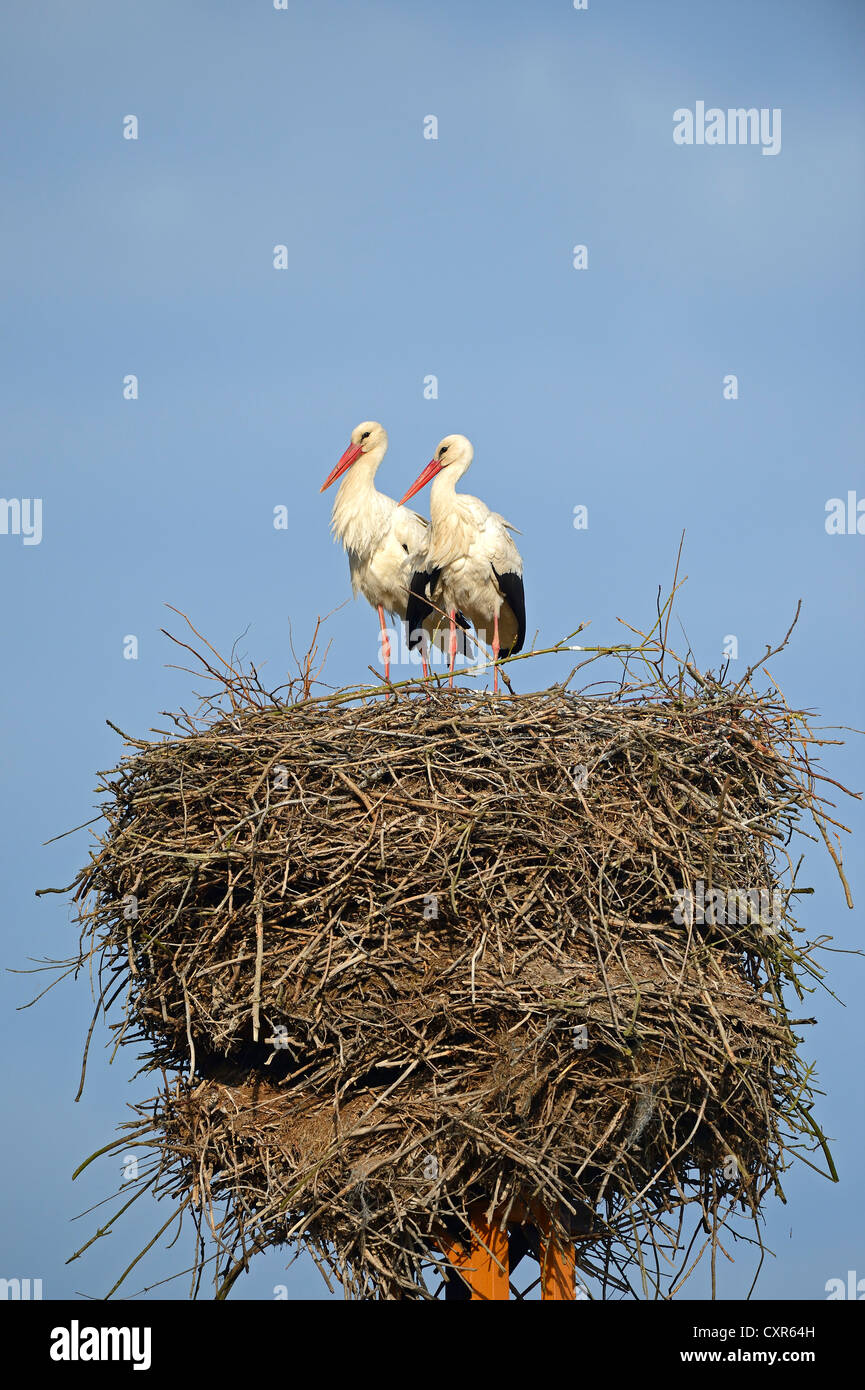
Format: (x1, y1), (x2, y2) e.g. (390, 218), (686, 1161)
(330, 445), (392, 552)
(429, 457), (471, 527)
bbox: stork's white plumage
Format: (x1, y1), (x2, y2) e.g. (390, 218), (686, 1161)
(320, 421), (433, 681)
(400, 434), (526, 693)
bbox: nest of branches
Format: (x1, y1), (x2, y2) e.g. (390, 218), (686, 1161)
(52, 611), (855, 1300)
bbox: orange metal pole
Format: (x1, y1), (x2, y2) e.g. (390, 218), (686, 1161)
(467, 1202), (509, 1301)
(435, 1200), (576, 1300)
(536, 1209), (576, 1301)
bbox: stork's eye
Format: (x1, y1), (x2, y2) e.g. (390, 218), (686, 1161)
(439, 445), (448, 459)
(361, 431), (371, 441)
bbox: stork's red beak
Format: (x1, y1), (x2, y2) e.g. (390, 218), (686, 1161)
(320, 442), (363, 492)
(399, 458), (443, 506)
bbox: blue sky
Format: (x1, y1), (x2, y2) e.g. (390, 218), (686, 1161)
(1, 0), (863, 1300)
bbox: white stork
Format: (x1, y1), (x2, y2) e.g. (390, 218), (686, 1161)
(319, 420), (435, 682)
(399, 434), (526, 693)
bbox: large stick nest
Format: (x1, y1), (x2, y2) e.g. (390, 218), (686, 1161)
(64, 658), (850, 1299)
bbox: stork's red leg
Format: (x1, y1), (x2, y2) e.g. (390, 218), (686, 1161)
(492, 611), (501, 694)
(378, 604), (391, 683)
(448, 609), (457, 689)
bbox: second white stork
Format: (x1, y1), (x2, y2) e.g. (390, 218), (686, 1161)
(399, 433), (526, 693)
(320, 420), (433, 681)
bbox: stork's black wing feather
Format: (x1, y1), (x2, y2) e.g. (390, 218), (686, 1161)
(492, 567), (526, 656)
(405, 570), (472, 655)
(453, 611), (472, 656)
(405, 568), (440, 649)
